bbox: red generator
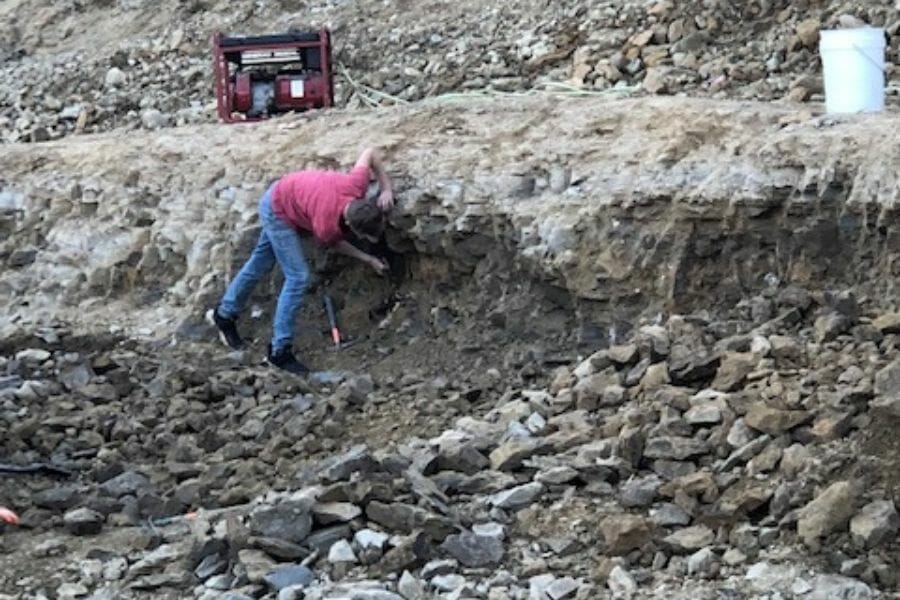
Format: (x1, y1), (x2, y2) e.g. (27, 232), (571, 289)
(212, 29), (334, 123)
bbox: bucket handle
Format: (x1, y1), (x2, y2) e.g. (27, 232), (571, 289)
(850, 43), (887, 74)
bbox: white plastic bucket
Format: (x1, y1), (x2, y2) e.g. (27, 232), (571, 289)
(819, 27), (886, 114)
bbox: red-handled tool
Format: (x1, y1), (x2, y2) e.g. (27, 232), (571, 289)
(323, 293), (342, 349)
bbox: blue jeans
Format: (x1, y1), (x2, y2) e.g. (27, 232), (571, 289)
(218, 186), (310, 353)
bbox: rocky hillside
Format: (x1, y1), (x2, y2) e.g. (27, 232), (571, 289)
(1, 0), (899, 143)
(1, 94), (899, 599)
(1, 96), (897, 338)
(1, 1), (899, 599)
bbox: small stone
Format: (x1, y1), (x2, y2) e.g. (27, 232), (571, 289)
(366, 501), (452, 539)
(64, 507), (104, 536)
(529, 574), (555, 598)
(525, 412), (547, 434)
(650, 503), (691, 527)
(15, 348), (51, 363)
(873, 313), (900, 334)
(56, 583), (89, 598)
(489, 439), (542, 471)
(745, 561), (799, 592)
(546, 576), (579, 600)
(638, 325), (669, 358)
(873, 361), (900, 406)
(441, 531), (504, 567)
(398, 570), (428, 600)
(535, 466), (579, 485)
(251, 536), (309, 561)
(313, 502), (362, 524)
(722, 548), (746, 566)
(619, 475), (661, 508)
(8, 247), (37, 267)
(727, 418), (755, 448)
(320, 445), (378, 481)
(546, 536), (581, 556)
(472, 522), (505, 540)
(263, 564), (315, 592)
(373, 532), (431, 576)
(194, 553), (228, 580)
(306, 524), (354, 554)
(34, 486), (82, 511)
(335, 374), (374, 404)
(421, 559), (458, 579)
(98, 471), (151, 498)
(797, 481), (856, 547)
(687, 547), (716, 577)
(105, 67), (127, 87)
(795, 18), (821, 49)
(808, 575), (873, 600)
(432, 574), (466, 592)
(850, 500), (899, 548)
(355, 528), (390, 551)
(644, 436), (709, 460)
(600, 515), (653, 555)
(663, 525), (715, 554)
(607, 565), (637, 598)
(250, 500), (313, 544)
(684, 398), (724, 425)
(668, 347), (720, 385)
(141, 109), (170, 130)
(238, 549), (277, 584)
(32, 538), (68, 557)
(436, 442), (490, 474)
(548, 166), (571, 192)
(745, 403), (810, 435)
(489, 482), (544, 510)
(814, 313), (851, 342)
(712, 353), (756, 391)
(205, 574), (234, 590)
(59, 104), (83, 120)
(328, 539), (358, 564)
(792, 578), (814, 595)
(841, 559), (866, 577)
(770, 335), (803, 365)
(775, 445), (807, 481)
(751, 336), (772, 356)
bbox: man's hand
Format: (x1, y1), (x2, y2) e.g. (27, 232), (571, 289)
(377, 189), (394, 211)
(356, 146), (394, 211)
(367, 255), (389, 276)
(336, 240), (389, 275)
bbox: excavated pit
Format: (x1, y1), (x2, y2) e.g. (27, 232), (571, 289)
(1, 97), (899, 599)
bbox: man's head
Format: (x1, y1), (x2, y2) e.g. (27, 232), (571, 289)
(344, 199), (384, 243)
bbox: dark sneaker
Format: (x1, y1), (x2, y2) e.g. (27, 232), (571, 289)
(267, 345), (310, 375)
(211, 308), (243, 350)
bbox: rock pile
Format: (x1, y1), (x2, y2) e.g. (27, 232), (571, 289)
(0, 44), (211, 144)
(1, 284), (897, 598)
(2, 0), (900, 143)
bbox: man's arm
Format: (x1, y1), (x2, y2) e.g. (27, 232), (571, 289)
(335, 240), (387, 275)
(355, 147), (394, 210)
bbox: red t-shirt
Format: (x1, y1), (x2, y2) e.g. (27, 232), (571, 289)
(271, 166), (371, 245)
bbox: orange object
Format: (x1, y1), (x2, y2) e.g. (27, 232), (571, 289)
(0, 507), (19, 525)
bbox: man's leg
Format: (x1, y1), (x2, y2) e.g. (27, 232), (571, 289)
(267, 224), (311, 354)
(259, 196), (311, 373)
(213, 191), (277, 349)
(218, 229), (276, 319)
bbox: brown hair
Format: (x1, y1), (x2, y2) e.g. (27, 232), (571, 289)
(345, 200), (384, 239)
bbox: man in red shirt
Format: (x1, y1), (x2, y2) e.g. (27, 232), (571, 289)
(212, 147), (394, 374)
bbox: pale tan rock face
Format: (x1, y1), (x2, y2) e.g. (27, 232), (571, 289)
(0, 97), (897, 339)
